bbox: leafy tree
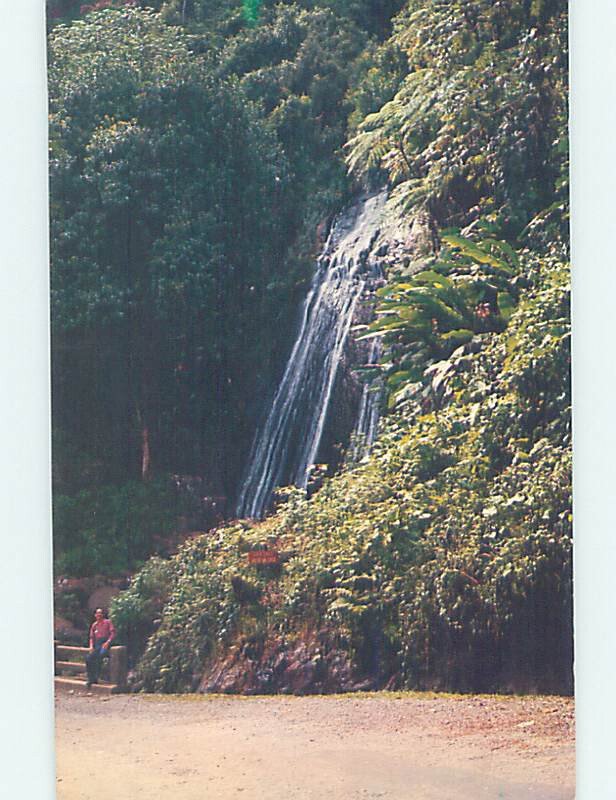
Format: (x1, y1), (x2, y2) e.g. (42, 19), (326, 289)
(54, 480), (180, 575)
(161, 0), (404, 38)
(346, 0), (568, 236)
(215, 4), (369, 231)
(50, 9), (296, 492)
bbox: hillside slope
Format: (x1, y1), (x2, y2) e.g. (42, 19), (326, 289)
(115, 244), (571, 694)
(47, 0), (571, 694)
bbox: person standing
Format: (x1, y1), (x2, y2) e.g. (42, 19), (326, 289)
(85, 607), (115, 688)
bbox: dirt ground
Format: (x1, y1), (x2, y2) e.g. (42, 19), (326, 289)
(55, 691), (574, 800)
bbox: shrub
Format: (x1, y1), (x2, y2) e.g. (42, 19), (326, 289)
(53, 480), (179, 576)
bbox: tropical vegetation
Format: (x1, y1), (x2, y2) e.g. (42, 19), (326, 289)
(49, 0), (571, 693)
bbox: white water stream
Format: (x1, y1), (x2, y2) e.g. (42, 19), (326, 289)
(350, 334), (384, 461)
(236, 192), (388, 519)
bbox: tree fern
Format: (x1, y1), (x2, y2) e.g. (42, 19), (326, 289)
(345, 0), (567, 234)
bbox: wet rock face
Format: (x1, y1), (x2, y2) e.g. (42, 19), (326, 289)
(199, 631), (373, 695)
(319, 203), (438, 469)
(235, 191), (437, 520)
(406, 211), (440, 258)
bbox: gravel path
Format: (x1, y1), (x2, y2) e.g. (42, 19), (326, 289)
(55, 692), (574, 800)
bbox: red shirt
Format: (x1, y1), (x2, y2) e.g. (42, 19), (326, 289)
(89, 618), (116, 647)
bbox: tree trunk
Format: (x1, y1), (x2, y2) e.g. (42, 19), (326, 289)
(141, 423), (151, 481)
(135, 402), (151, 481)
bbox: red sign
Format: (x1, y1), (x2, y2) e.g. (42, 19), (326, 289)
(248, 550), (280, 565)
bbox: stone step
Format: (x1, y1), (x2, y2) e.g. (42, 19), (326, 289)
(54, 676), (122, 695)
(56, 660), (86, 675)
(54, 642), (128, 689)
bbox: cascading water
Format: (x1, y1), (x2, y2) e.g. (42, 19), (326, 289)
(235, 192), (388, 519)
(350, 334), (384, 460)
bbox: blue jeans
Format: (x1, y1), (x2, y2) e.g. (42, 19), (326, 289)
(86, 641), (110, 684)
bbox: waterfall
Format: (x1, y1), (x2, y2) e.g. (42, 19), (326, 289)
(350, 334), (384, 460)
(235, 192), (388, 519)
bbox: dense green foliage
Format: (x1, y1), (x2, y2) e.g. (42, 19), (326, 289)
(49, 2), (394, 570)
(346, 0), (568, 236)
(357, 232), (520, 408)
(50, 0), (571, 693)
(115, 252), (571, 693)
(50, 10), (300, 500)
(54, 480), (180, 575)
(110, 556), (176, 658)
